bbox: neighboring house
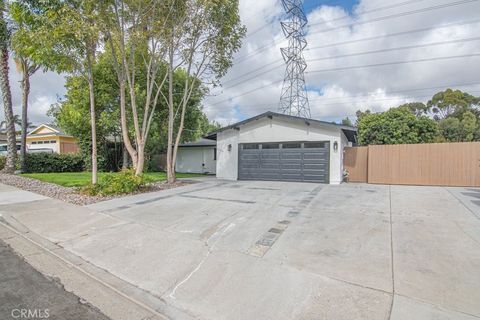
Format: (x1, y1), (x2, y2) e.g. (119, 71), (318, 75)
(176, 138), (217, 174)
(27, 124), (80, 154)
(205, 111), (357, 184)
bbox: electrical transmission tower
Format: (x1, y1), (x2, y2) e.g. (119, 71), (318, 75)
(278, 0), (311, 118)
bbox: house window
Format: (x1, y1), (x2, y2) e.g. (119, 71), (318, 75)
(282, 143), (301, 149)
(262, 143), (279, 149)
(32, 141), (38, 145)
(214, 148), (217, 160)
(243, 144), (259, 150)
(50, 140), (57, 144)
(37, 141), (44, 144)
(304, 142), (326, 149)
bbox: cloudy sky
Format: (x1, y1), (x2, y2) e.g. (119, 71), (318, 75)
(2, 0), (480, 126)
(204, 0), (480, 124)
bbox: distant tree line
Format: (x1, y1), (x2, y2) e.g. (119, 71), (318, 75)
(346, 89), (480, 145)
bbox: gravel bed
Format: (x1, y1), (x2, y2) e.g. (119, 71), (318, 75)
(0, 173), (188, 206)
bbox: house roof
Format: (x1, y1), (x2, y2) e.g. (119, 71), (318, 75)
(204, 111), (358, 143)
(28, 124), (73, 138)
(179, 138), (217, 147)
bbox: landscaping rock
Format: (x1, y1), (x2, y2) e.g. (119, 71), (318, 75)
(0, 174), (188, 206)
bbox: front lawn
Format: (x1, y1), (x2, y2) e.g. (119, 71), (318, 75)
(21, 172), (205, 188)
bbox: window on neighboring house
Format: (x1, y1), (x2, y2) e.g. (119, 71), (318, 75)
(31, 141), (38, 145)
(37, 141), (44, 144)
(50, 140), (57, 144)
(214, 148), (217, 160)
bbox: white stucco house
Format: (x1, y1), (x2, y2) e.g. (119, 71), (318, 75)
(207, 111), (357, 184)
(176, 138), (217, 174)
(178, 111), (357, 184)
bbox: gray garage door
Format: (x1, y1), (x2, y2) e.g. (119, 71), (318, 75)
(238, 141), (330, 183)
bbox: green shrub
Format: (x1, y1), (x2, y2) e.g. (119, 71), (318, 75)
(25, 153), (85, 173)
(82, 169), (151, 196)
(0, 156), (5, 171)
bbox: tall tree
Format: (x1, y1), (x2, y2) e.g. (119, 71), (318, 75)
(427, 89), (480, 120)
(14, 57), (39, 172)
(164, 0), (245, 183)
(10, 2), (41, 172)
(357, 107), (438, 146)
(12, 0), (101, 183)
(103, 0), (172, 175)
(0, 0), (16, 173)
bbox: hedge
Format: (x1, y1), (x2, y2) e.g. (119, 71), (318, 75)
(25, 153), (85, 173)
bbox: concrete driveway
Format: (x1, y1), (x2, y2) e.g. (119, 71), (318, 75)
(1, 180), (479, 320)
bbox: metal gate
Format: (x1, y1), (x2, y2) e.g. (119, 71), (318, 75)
(238, 141), (330, 183)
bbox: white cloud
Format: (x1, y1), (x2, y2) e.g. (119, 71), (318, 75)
(1, 0), (480, 127)
(205, 0), (480, 124)
(0, 57), (65, 125)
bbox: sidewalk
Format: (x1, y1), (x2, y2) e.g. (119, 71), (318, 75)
(0, 184), (174, 320)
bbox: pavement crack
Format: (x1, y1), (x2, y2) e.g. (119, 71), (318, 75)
(167, 222), (236, 300)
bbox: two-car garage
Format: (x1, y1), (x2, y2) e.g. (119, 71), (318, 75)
(238, 141), (330, 183)
(207, 111), (357, 185)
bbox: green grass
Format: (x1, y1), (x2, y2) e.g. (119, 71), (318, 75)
(21, 172), (205, 188)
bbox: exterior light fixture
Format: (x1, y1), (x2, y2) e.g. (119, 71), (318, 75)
(228, 144), (232, 152)
(333, 141), (338, 152)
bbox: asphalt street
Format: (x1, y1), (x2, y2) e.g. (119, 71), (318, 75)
(0, 239), (110, 320)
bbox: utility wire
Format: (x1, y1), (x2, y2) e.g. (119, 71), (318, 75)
(307, 53), (480, 74)
(308, 0), (480, 32)
(225, 20), (480, 84)
(233, 0), (480, 63)
(306, 18), (480, 51)
(223, 37), (480, 88)
(234, 82), (480, 108)
(209, 54), (480, 105)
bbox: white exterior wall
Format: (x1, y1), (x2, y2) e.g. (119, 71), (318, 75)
(176, 146), (216, 174)
(216, 117), (346, 184)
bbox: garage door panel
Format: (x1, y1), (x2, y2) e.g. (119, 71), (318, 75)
(239, 142), (329, 183)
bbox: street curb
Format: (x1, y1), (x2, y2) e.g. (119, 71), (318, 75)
(0, 221), (172, 320)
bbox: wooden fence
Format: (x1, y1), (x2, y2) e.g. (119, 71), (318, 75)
(344, 142), (480, 187)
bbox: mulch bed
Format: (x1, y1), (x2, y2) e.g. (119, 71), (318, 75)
(0, 173), (188, 206)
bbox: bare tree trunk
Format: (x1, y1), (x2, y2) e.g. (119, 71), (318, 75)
(0, 49), (16, 174)
(118, 78), (138, 169)
(135, 142), (144, 175)
(20, 63), (30, 173)
(166, 52), (175, 183)
(87, 53), (97, 185)
(122, 145), (129, 170)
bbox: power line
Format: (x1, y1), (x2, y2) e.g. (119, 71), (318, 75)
(233, 0), (480, 63)
(209, 51), (480, 105)
(308, 37), (480, 62)
(308, 0), (480, 33)
(222, 37), (480, 89)
(232, 82), (480, 108)
(306, 18), (480, 51)
(308, 53), (480, 74)
(244, 0), (428, 40)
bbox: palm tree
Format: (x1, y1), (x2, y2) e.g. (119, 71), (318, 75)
(15, 56), (40, 172)
(0, 1), (16, 173)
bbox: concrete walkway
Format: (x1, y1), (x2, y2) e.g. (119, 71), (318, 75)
(1, 180), (479, 320)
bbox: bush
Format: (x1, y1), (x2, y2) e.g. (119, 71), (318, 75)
(82, 169), (151, 196)
(0, 156), (5, 171)
(25, 153), (85, 173)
